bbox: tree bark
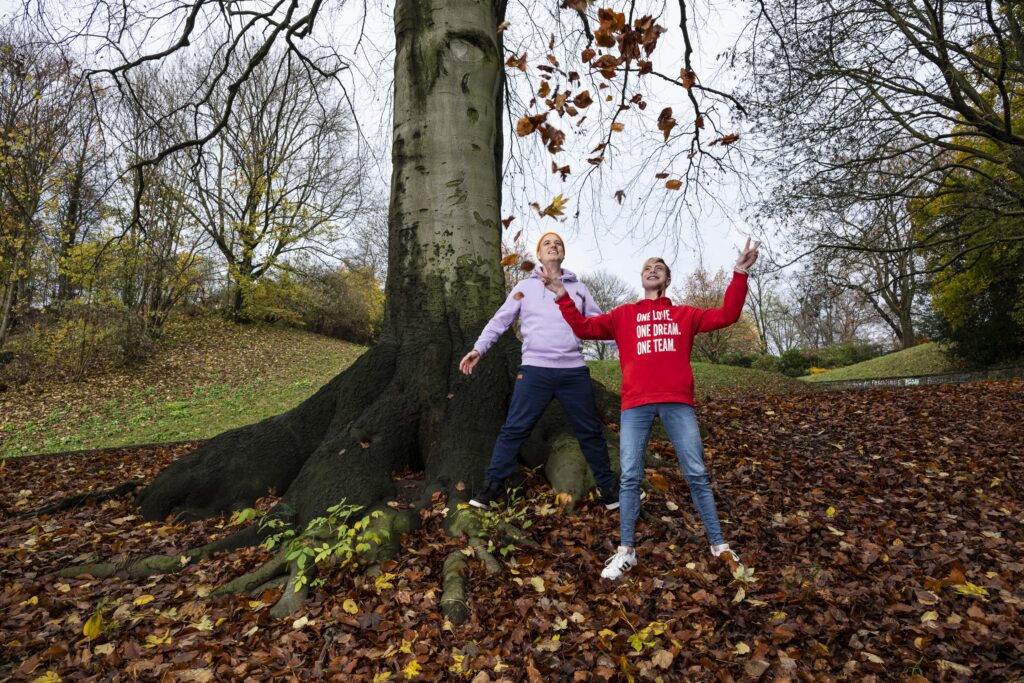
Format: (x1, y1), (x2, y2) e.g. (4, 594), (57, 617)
(135, 0), (528, 527)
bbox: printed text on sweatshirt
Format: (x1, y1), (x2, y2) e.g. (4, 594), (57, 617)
(556, 271), (749, 409)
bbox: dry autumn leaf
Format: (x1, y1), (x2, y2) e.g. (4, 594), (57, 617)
(665, 179), (682, 190)
(499, 254), (519, 267)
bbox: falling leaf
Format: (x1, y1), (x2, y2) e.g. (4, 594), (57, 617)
(610, 122), (624, 132)
(614, 190), (626, 204)
(538, 81), (551, 98)
(501, 215), (515, 229)
(496, 20), (510, 34)
(505, 53), (527, 71)
(539, 194), (568, 218)
(657, 107), (676, 141)
(665, 179), (682, 190)
(500, 254), (519, 268)
(520, 260), (536, 272)
(573, 91), (593, 108)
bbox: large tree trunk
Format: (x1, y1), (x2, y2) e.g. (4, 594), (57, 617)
(136, 0), (519, 527)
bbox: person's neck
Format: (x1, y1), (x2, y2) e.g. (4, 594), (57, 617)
(643, 288), (663, 300)
(541, 261), (563, 279)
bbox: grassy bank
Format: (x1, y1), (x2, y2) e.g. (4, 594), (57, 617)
(801, 342), (961, 382)
(0, 317), (365, 457)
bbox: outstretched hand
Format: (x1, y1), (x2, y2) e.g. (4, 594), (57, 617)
(459, 349), (481, 375)
(735, 237), (761, 272)
(537, 266), (567, 298)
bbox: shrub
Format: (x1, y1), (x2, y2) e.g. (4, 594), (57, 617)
(816, 342), (884, 368)
(779, 348), (811, 377)
(751, 354), (781, 373)
(719, 351), (757, 368)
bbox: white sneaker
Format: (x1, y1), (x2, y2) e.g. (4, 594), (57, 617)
(600, 547), (638, 580)
(711, 543), (739, 562)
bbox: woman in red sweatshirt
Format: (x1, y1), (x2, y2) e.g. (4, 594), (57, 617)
(542, 239), (760, 579)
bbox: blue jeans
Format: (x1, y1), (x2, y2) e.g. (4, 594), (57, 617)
(485, 365), (617, 492)
(618, 403), (725, 547)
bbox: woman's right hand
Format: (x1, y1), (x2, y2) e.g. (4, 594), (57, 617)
(459, 349), (482, 375)
(538, 266), (567, 298)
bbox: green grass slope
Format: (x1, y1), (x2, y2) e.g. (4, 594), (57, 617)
(801, 342), (960, 382)
(0, 317), (366, 457)
(588, 359), (809, 399)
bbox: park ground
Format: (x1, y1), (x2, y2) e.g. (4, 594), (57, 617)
(1, 324), (1022, 681)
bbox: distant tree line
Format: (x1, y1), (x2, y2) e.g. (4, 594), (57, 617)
(0, 25), (386, 379)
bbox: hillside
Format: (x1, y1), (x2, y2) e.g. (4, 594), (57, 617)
(0, 317), (366, 457)
(801, 342), (961, 382)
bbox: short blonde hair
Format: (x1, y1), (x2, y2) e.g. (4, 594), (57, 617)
(640, 257), (671, 279)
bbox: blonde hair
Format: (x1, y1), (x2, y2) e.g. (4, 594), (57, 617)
(641, 257), (672, 297)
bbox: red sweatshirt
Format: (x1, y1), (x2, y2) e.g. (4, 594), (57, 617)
(557, 272), (749, 410)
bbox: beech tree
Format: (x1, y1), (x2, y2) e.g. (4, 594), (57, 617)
(29, 0), (748, 620)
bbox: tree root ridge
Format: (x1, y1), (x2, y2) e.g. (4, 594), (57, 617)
(25, 479), (146, 517)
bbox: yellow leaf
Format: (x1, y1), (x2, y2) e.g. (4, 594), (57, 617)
(921, 610), (939, 623)
(529, 576), (546, 593)
(732, 642), (750, 656)
(292, 616), (310, 630)
(373, 673), (393, 683)
(953, 582), (988, 598)
(402, 659), (422, 678)
(400, 639), (413, 654)
(665, 500), (679, 511)
(343, 598), (359, 614)
(94, 643), (114, 656)
(375, 573), (396, 593)
(83, 612), (102, 640)
(598, 628), (617, 639)
(144, 630), (171, 648)
(133, 595), (155, 606)
(20, 595), (38, 606)
(30, 672), (61, 683)
(539, 194), (568, 218)
(826, 506), (836, 518)
(826, 525), (845, 536)
(862, 652), (884, 664)
(732, 587), (745, 603)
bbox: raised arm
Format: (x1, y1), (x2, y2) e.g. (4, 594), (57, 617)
(556, 293), (616, 340)
(694, 238), (760, 333)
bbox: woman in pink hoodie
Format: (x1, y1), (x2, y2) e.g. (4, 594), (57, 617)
(459, 232), (620, 510)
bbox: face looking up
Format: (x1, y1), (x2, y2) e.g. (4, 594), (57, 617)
(539, 234), (565, 263)
(641, 258), (671, 295)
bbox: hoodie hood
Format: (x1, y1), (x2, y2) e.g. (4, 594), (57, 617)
(529, 267), (578, 283)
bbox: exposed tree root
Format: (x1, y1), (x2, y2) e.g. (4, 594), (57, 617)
(440, 550), (471, 624)
(25, 479), (146, 517)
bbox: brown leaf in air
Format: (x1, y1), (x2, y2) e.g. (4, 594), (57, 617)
(538, 81), (551, 98)
(500, 254), (520, 267)
(573, 91), (593, 108)
(501, 215), (515, 229)
(614, 190), (626, 204)
(505, 53), (527, 71)
(657, 107), (677, 142)
(610, 122), (624, 132)
(581, 47), (596, 63)
(665, 179), (682, 190)
(680, 68), (696, 88)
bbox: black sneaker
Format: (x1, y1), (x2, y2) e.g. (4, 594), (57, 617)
(469, 479), (506, 509)
(598, 485), (646, 511)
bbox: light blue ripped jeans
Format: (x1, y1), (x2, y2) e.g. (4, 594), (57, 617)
(618, 402), (725, 547)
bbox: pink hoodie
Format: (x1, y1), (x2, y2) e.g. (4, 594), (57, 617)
(473, 269), (603, 368)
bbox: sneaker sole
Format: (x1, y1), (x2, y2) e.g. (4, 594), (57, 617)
(468, 499), (489, 509)
(602, 490), (646, 511)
